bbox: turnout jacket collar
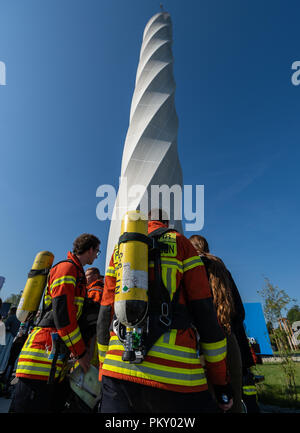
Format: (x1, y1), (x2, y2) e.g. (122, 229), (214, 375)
(87, 279), (104, 304)
(67, 251), (85, 275)
(87, 279), (104, 289)
(148, 220), (169, 234)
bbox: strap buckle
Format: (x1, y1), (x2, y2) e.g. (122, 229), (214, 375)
(159, 302), (171, 327)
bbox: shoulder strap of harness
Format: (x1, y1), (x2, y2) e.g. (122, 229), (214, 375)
(141, 227), (191, 355)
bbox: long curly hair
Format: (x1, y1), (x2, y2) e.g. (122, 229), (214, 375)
(189, 235), (235, 334)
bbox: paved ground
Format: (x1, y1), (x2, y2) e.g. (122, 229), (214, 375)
(1, 395), (300, 414)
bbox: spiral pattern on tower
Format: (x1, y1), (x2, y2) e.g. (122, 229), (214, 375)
(106, 12), (183, 268)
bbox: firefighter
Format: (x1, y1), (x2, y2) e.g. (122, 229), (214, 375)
(189, 234), (260, 413)
(9, 233), (101, 413)
(97, 209), (233, 413)
(86, 267), (104, 304)
(83, 267), (104, 369)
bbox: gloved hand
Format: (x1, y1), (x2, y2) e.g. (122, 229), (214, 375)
(213, 384), (233, 411)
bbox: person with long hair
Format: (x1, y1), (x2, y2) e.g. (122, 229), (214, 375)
(189, 235), (256, 413)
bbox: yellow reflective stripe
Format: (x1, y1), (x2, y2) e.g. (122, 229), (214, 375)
(159, 330), (178, 346)
(108, 335), (200, 364)
(24, 327), (41, 349)
(17, 347), (64, 378)
(169, 329), (177, 346)
(44, 293), (52, 308)
(69, 326), (82, 345)
(161, 266), (177, 298)
(182, 256), (203, 272)
(106, 353), (203, 375)
(161, 257), (183, 273)
(103, 354), (206, 386)
(243, 385), (257, 396)
(150, 258), (183, 275)
(61, 326), (82, 347)
(98, 343), (109, 363)
(201, 338), (227, 363)
(19, 348), (53, 359)
(105, 266), (116, 277)
(109, 334), (196, 354)
(17, 361), (63, 378)
(21, 347), (45, 354)
(18, 352), (63, 365)
(74, 296), (84, 319)
(98, 343), (109, 352)
(50, 275), (76, 292)
(74, 296), (84, 305)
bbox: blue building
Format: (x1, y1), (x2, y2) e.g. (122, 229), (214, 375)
(243, 302), (273, 356)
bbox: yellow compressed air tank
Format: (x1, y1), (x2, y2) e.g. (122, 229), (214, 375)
(17, 251), (54, 322)
(114, 210), (148, 327)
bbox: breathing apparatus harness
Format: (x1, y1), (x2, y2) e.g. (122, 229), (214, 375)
(112, 227), (192, 363)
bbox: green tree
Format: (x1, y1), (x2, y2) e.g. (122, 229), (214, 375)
(258, 278), (298, 407)
(5, 292), (22, 307)
(287, 305), (300, 325)
(257, 277), (296, 327)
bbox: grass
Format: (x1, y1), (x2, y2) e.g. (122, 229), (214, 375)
(272, 350), (300, 356)
(253, 362), (300, 409)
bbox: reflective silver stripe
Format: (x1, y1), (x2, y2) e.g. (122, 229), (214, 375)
(75, 297), (84, 303)
(98, 350), (107, 358)
(17, 364), (52, 373)
(62, 327), (81, 347)
(88, 288), (103, 293)
(149, 345), (199, 360)
(202, 346), (226, 358)
(16, 363), (63, 377)
(182, 257), (203, 272)
(103, 358), (205, 382)
(19, 351), (49, 360)
(243, 386), (257, 395)
(163, 331), (171, 344)
(161, 259), (183, 272)
(109, 337), (198, 361)
(19, 350), (64, 364)
(24, 328), (40, 348)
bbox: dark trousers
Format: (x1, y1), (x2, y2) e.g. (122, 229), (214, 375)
(9, 377), (70, 413)
(99, 375), (218, 413)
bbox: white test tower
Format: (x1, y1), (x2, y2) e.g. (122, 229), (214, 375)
(106, 11), (183, 269)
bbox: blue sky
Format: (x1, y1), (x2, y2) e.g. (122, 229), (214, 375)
(0, 0), (299, 311)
